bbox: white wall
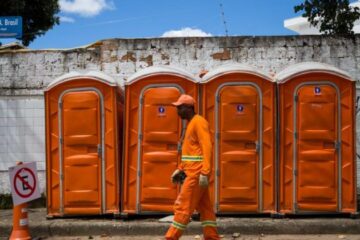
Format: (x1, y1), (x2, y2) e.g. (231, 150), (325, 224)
(0, 97), (45, 172)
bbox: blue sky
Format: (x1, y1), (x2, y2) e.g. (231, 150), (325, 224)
(3, 0), (307, 49)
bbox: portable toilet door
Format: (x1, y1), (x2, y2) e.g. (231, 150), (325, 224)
(45, 71), (124, 216)
(201, 64), (276, 214)
(122, 66), (198, 214)
(276, 62), (357, 214)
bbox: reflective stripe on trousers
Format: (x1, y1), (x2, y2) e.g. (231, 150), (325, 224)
(165, 175), (220, 240)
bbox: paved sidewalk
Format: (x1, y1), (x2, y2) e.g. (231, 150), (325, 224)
(41, 235), (360, 240)
(1, 208), (360, 238)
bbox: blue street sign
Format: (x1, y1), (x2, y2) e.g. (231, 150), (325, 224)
(0, 16), (22, 38)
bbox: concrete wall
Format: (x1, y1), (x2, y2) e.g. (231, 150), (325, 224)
(0, 35), (360, 194)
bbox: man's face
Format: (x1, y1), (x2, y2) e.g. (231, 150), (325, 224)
(176, 104), (191, 119)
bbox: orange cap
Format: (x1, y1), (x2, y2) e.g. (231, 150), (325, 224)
(172, 94), (195, 106)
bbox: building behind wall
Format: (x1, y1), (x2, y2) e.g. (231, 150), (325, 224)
(0, 35), (360, 203)
(284, 0), (360, 35)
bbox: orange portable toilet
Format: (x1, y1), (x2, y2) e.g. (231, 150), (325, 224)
(201, 64), (276, 214)
(45, 71), (124, 216)
(277, 62), (357, 215)
(122, 66), (198, 215)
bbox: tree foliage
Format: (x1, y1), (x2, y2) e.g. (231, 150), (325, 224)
(295, 0), (360, 36)
(0, 0), (60, 46)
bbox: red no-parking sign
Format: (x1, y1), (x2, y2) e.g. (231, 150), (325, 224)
(9, 162), (41, 206)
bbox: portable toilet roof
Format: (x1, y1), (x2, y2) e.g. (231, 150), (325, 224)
(126, 65), (198, 85)
(201, 63), (274, 83)
(275, 62), (354, 83)
(46, 71), (119, 90)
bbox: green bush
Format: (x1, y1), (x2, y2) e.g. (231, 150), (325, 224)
(0, 194), (13, 209)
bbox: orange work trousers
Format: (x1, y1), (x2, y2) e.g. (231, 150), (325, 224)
(165, 175), (220, 240)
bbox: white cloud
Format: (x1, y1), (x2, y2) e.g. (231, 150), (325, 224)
(161, 27), (212, 37)
(59, 16), (75, 23)
(59, 0), (114, 17)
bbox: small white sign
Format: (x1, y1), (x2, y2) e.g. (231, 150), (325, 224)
(9, 162), (41, 206)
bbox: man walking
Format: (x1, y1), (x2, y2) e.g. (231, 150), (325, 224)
(165, 94), (220, 240)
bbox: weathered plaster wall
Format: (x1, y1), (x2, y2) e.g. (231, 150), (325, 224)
(1, 36), (360, 95)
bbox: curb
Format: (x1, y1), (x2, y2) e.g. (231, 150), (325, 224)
(1, 217), (360, 237)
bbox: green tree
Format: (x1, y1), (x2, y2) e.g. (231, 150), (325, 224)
(294, 0), (360, 36)
(0, 0), (60, 46)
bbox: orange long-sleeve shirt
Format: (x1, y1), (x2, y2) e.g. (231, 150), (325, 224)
(178, 114), (212, 177)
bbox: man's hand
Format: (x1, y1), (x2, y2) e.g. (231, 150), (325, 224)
(171, 169), (182, 184)
(199, 174), (209, 187)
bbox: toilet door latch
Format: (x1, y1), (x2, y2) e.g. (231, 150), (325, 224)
(97, 144), (102, 156)
(255, 141), (260, 153)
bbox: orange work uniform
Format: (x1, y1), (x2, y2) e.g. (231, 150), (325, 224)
(165, 114), (220, 240)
